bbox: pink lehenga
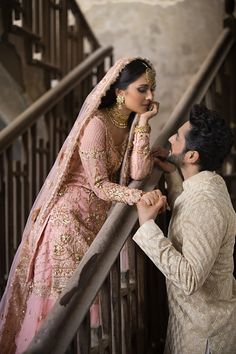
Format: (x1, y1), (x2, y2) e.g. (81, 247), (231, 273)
(0, 57), (155, 354)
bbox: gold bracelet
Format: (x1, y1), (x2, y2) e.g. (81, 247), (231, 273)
(134, 124), (151, 134)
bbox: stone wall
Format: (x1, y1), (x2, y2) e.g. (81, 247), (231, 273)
(78, 0), (225, 133)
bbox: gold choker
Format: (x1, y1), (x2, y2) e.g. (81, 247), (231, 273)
(105, 106), (130, 129)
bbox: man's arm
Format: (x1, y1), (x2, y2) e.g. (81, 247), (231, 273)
(134, 199), (225, 295)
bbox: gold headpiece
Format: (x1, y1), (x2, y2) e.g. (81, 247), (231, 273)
(142, 62), (156, 89)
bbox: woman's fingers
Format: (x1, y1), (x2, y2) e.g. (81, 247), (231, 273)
(140, 189), (162, 206)
(139, 101), (160, 122)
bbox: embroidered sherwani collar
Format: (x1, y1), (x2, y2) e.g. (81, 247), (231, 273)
(182, 170), (217, 191)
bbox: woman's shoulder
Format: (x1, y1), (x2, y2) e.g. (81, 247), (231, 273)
(90, 109), (108, 127)
(82, 110), (108, 136)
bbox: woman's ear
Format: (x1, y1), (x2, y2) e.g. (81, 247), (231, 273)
(115, 88), (124, 97)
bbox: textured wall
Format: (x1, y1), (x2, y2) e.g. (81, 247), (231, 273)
(79, 0), (225, 131)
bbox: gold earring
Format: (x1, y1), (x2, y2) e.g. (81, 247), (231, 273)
(116, 95), (125, 109)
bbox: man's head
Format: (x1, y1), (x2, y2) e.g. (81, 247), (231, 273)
(168, 104), (234, 173)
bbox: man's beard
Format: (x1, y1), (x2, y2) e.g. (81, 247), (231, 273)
(166, 151), (185, 168)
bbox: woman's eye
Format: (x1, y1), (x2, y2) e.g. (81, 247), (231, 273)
(137, 87), (147, 93)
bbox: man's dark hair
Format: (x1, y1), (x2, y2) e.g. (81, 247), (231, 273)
(185, 104), (234, 171)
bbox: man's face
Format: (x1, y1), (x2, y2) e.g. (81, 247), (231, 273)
(167, 121), (191, 167)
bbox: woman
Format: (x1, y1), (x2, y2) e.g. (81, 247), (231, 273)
(0, 57), (158, 353)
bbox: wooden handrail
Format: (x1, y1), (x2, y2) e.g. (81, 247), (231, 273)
(24, 24), (236, 354)
(0, 46), (113, 152)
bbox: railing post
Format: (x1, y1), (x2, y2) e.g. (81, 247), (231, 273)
(224, 0), (236, 151)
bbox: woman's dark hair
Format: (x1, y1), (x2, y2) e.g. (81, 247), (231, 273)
(99, 59), (152, 109)
(184, 104), (234, 171)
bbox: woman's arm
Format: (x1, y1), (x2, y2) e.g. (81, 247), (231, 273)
(79, 116), (143, 205)
(129, 125), (154, 180)
(130, 102), (159, 180)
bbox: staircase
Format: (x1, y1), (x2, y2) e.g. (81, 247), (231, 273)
(0, 0), (102, 128)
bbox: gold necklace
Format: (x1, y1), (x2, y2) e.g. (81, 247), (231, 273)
(105, 105), (129, 129)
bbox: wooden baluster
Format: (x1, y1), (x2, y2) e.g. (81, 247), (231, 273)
(42, 0), (51, 86)
(59, 0), (68, 75)
(13, 160), (23, 249)
(77, 16), (84, 64)
(110, 259), (122, 353)
(22, 0), (32, 31)
(0, 153), (6, 296)
(100, 278), (112, 352)
(136, 246), (147, 354)
(126, 237), (138, 352)
(219, 62), (231, 129)
(45, 111), (57, 167)
(37, 139), (45, 189)
(32, 0), (40, 35)
(5, 147), (14, 270)
(97, 61), (105, 83)
(224, 0), (236, 149)
(29, 124), (37, 205)
(121, 269), (131, 354)
(22, 131), (30, 227)
(79, 313), (91, 354)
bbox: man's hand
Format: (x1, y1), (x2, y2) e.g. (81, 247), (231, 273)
(137, 189), (168, 225)
(151, 145), (176, 173)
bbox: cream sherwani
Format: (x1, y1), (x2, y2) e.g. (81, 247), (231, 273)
(133, 171), (236, 354)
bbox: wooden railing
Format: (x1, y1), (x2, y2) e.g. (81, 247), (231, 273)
(0, 46), (113, 297)
(23, 6), (236, 354)
(1, 0), (99, 86)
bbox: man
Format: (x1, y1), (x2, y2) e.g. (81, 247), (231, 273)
(133, 105), (236, 354)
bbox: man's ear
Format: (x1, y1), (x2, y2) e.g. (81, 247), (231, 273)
(187, 150), (199, 163)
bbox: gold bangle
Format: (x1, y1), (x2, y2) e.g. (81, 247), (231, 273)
(134, 124), (151, 134)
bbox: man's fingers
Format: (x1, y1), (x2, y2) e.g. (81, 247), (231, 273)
(140, 190), (162, 206)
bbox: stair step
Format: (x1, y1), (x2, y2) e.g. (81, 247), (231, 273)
(11, 25), (41, 41)
(31, 59), (61, 74)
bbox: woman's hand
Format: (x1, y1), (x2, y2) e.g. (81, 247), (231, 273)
(138, 101), (159, 126)
(140, 189), (162, 206)
(151, 145), (176, 173)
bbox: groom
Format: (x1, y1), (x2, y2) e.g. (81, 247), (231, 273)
(134, 104), (236, 354)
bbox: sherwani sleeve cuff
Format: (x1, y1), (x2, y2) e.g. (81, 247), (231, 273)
(133, 219), (165, 251)
(132, 220), (173, 277)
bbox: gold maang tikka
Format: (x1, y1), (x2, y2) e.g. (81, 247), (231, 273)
(142, 62), (156, 89)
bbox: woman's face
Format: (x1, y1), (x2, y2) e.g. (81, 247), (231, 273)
(118, 73), (155, 114)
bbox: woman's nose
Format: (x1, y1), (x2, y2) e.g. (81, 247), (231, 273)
(146, 90), (153, 101)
